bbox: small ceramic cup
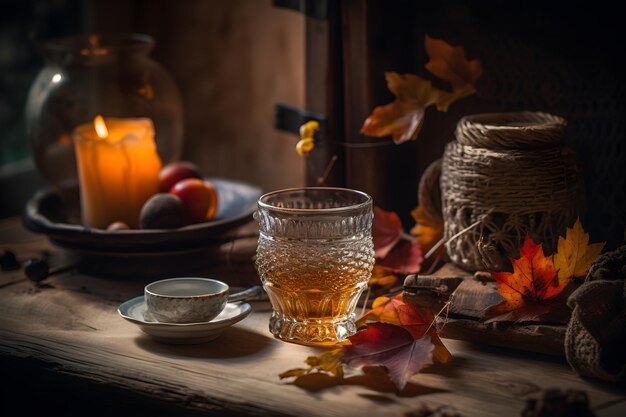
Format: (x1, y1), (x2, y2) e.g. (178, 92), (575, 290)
(145, 278), (229, 323)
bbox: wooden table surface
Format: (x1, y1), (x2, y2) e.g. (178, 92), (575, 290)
(1, 217), (624, 417)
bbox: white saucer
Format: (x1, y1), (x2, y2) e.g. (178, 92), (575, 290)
(118, 296), (252, 344)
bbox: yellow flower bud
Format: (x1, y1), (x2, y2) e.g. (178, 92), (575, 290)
(296, 120), (319, 157)
(296, 138), (315, 156)
(299, 120), (320, 139)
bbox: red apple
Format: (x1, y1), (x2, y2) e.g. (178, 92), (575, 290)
(159, 161), (202, 192)
(170, 178), (218, 224)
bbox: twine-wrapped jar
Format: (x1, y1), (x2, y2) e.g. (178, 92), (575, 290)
(441, 112), (579, 271)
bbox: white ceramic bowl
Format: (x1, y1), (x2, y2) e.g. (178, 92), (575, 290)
(145, 278), (229, 323)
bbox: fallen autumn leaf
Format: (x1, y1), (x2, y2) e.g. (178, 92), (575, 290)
(343, 323), (434, 391)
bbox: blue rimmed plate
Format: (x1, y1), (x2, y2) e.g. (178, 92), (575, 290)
(23, 177), (261, 255)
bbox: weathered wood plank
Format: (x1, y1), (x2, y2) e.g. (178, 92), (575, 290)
(1, 217), (624, 417)
(440, 318), (566, 357)
(0, 276), (623, 417)
(404, 263), (569, 357)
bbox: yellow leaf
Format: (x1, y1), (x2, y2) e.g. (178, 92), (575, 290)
(368, 266), (398, 289)
(304, 349), (344, 378)
(410, 206), (444, 253)
(357, 295), (403, 327)
(369, 274), (397, 288)
(279, 349), (344, 381)
(554, 218), (605, 280)
(279, 368), (309, 379)
(372, 296), (391, 309)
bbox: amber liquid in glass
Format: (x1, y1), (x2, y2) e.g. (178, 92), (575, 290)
(264, 268), (367, 320)
(257, 235), (373, 345)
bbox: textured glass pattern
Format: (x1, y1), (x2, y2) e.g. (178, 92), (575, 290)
(255, 188), (374, 344)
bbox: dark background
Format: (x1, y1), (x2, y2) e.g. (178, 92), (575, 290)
(1, 0), (625, 248)
(317, 0), (626, 248)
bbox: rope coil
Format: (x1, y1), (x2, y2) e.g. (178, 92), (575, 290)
(441, 111), (579, 271)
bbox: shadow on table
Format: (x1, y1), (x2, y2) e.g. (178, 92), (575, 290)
(134, 326), (274, 359)
(284, 367), (447, 400)
(420, 355), (469, 378)
(458, 340), (569, 365)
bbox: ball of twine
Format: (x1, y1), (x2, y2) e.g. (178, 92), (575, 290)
(442, 112), (579, 271)
(456, 111), (567, 150)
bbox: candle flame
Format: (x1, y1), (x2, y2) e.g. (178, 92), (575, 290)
(94, 115), (109, 139)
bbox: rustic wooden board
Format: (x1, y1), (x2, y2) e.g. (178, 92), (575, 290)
(404, 264), (569, 356)
(1, 218), (624, 417)
(440, 319), (566, 357)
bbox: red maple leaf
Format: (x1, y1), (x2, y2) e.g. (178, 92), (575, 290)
(343, 323), (434, 391)
(376, 240), (423, 274)
(373, 207), (423, 274)
(484, 236), (571, 324)
(373, 206), (403, 258)
(358, 294), (451, 364)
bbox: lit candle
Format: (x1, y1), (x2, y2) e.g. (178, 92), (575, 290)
(73, 116), (162, 229)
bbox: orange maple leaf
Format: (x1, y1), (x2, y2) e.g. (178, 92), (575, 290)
(361, 36), (481, 144)
(485, 236), (570, 323)
(360, 73), (436, 144)
(424, 35), (482, 111)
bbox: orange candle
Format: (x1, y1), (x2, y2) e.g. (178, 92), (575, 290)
(73, 116), (162, 228)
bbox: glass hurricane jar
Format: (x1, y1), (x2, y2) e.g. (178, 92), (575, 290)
(255, 187), (375, 345)
(25, 33), (183, 200)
